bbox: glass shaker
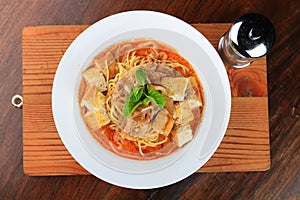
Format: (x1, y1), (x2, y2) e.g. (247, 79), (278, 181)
(218, 13), (275, 68)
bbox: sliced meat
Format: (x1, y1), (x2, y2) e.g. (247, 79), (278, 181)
(131, 104), (159, 125)
(147, 71), (167, 85)
(155, 65), (177, 77)
(122, 118), (150, 138)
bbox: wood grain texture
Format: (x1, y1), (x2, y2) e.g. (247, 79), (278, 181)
(1, 0), (299, 199)
(22, 25), (269, 175)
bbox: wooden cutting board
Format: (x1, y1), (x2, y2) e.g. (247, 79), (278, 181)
(22, 24), (270, 176)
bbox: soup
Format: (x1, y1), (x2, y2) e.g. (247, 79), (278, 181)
(79, 39), (204, 160)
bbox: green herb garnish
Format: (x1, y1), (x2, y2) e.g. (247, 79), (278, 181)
(145, 85), (165, 109)
(122, 68), (166, 118)
(135, 68), (147, 86)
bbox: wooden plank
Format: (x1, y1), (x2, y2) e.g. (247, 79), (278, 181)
(22, 24), (270, 175)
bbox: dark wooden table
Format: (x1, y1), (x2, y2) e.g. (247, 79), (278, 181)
(1, 0), (299, 199)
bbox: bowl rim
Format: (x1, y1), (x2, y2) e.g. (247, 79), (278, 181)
(52, 10), (231, 189)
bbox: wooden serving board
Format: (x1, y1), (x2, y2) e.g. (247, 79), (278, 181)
(22, 24), (270, 176)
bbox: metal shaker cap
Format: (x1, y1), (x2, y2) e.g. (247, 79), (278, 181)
(229, 13), (275, 58)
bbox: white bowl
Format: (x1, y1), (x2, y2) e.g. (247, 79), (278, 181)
(52, 10), (231, 189)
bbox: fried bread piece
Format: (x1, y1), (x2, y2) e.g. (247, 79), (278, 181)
(82, 67), (107, 92)
(152, 109), (174, 136)
(172, 124), (193, 147)
(160, 77), (188, 101)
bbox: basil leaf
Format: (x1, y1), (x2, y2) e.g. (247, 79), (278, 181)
(122, 96), (133, 118)
(140, 97), (150, 105)
(131, 87), (143, 102)
(146, 85), (166, 109)
(122, 69), (166, 117)
(122, 95), (149, 118)
(135, 68), (147, 86)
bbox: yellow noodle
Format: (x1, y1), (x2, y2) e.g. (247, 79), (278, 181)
(138, 141), (145, 156)
(105, 96), (111, 111)
(119, 130), (168, 155)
